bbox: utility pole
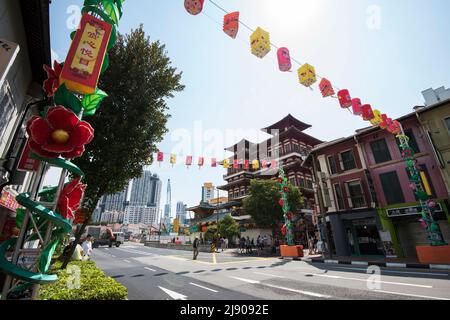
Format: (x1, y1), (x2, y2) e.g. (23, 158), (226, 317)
(311, 152), (333, 259)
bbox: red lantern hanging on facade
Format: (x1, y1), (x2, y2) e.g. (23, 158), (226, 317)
(388, 120), (402, 135)
(351, 98), (363, 115)
(223, 12), (239, 39)
(157, 151), (164, 163)
(233, 159), (239, 169)
(277, 47), (292, 72)
(361, 104), (375, 121)
(211, 158), (217, 167)
(337, 89), (352, 109)
(319, 78), (335, 98)
(244, 160), (249, 170)
(185, 155), (193, 168)
(261, 159), (268, 168)
(184, 0), (205, 15)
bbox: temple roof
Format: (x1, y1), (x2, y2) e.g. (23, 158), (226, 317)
(225, 139), (257, 152)
(262, 114), (312, 133)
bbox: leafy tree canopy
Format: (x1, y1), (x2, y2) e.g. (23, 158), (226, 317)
(243, 179), (304, 229)
(218, 214), (240, 240)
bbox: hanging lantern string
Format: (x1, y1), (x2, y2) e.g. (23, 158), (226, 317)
(207, 0), (345, 96)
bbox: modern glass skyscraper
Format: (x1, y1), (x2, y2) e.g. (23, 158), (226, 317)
(175, 201), (187, 225)
(129, 170), (162, 207)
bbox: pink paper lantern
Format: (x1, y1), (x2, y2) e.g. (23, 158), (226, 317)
(277, 47), (292, 72)
(351, 98), (362, 115)
(184, 0), (205, 15)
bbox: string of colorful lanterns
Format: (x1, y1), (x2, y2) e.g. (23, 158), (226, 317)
(277, 168), (294, 245)
(182, 0), (446, 245)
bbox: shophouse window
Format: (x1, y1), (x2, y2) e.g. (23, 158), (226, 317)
(339, 150), (357, 171)
(346, 181), (366, 208)
(0, 81), (16, 147)
(284, 142), (292, 154)
(327, 155), (338, 174)
(396, 129), (420, 154)
(306, 179), (313, 189)
(370, 139), (392, 164)
(299, 178), (306, 188)
(379, 171), (405, 205)
(289, 176), (297, 186)
(444, 117), (450, 133)
(334, 183), (345, 210)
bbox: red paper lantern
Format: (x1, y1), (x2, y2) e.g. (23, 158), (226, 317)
(211, 158), (217, 167)
(361, 104), (375, 121)
(319, 78), (335, 98)
(223, 12), (239, 39)
(198, 157), (204, 167)
(338, 89), (352, 109)
(185, 155), (193, 167)
(261, 159), (268, 168)
(277, 47), (292, 72)
(184, 0), (205, 15)
(351, 98), (363, 115)
(388, 120), (402, 135)
(157, 152), (164, 162)
(244, 160), (249, 170)
(233, 159), (239, 169)
(379, 114), (390, 130)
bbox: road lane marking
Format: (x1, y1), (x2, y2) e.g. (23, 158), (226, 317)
(253, 272), (287, 279)
(123, 259), (131, 263)
(374, 290), (450, 300)
(158, 286), (188, 300)
(212, 253), (217, 265)
(300, 271), (433, 288)
(144, 267), (156, 272)
(230, 276), (332, 298)
(332, 266), (448, 277)
(104, 248), (109, 251)
(189, 282), (218, 293)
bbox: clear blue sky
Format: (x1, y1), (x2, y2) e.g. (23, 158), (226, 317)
(46, 0), (450, 217)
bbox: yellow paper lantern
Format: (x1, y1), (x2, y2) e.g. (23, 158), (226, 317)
(170, 154), (177, 166)
(370, 109), (382, 126)
(250, 27), (271, 58)
(252, 160), (260, 169)
(298, 63), (317, 87)
(223, 159), (230, 169)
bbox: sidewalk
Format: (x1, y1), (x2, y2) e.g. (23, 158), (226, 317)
(288, 253), (450, 270)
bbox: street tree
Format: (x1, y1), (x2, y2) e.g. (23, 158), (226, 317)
(62, 25), (184, 268)
(218, 214), (240, 241)
(243, 179), (304, 234)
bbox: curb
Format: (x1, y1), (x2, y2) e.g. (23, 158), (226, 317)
(287, 257), (450, 271)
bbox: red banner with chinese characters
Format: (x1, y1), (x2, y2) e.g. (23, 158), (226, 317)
(60, 13), (112, 94)
(17, 140), (41, 172)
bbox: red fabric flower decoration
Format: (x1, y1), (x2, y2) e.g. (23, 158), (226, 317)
(58, 177), (86, 220)
(26, 106), (94, 159)
(74, 209), (87, 225)
(43, 61), (62, 97)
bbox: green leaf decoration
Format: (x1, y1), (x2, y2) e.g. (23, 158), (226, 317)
(115, 0), (123, 18)
(84, 0), (101, 6)
(108, 25), (117, 49)
(102, 0), (120, 25)
(82, 88), (108, 115)
(54, 84), (83, 115)
(101, 53), (109, 74)
(70, 30), (76, 40)
(82, 5), (115, 25)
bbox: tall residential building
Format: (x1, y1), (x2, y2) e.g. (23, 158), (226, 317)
(101, 211), (125, 224)
(202, 183), (215, 202)
(129, 170), (162, 207)
(176, 201), (187, 225)
(98, 185), (129, 214)
(124, 206), (158, 225)
(163, 179), (171, 226)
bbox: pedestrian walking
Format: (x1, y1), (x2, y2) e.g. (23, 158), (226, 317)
(193, 237), (199, 260)
(81, 235), (93, 261)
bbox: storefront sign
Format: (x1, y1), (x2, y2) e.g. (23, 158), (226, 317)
(60, 14), (112, 94)
(0, 189), (20, 211)
(189, 225), (198, 233)
(386, 203), (443, 218)
(379, 231), (397, 258)
(0, 39), (20, 88)
(17, 140), (41, 172)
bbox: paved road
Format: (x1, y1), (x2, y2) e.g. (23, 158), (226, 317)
(91, 243), (450, 300)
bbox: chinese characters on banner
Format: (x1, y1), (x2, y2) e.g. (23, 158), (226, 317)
(60, 14), (113, 94)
